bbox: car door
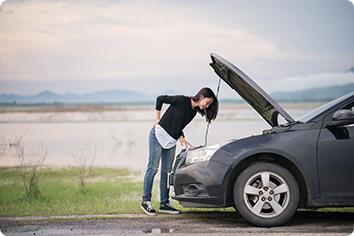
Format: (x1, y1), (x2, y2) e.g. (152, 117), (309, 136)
(317, 100), (354, 198)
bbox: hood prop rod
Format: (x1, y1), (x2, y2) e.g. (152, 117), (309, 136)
(204, 77), (221, 146)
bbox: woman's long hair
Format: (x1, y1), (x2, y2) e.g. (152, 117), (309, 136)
(192, 87), (219, 123)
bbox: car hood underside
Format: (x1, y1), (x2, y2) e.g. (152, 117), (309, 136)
(209, 53), (294, 127)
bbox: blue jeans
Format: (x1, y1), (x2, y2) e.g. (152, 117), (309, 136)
(142, 127), (176, 206)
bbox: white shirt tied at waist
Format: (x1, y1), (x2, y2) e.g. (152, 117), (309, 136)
(155, 124), (177, 149)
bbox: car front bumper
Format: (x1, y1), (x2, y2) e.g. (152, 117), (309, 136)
(169, 150), (229, 208)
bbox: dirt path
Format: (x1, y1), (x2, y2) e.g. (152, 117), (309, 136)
(1, 211), (353, 236)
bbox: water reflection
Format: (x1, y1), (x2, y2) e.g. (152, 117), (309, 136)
(0, 104), (316, 173)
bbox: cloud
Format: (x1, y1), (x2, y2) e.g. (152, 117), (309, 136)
(0, 0), (277, 82)
(0, 0), (353, 96)
(93, 16), (131, 26)
(0, 0), (7, 8)
(263, 71), (354, 93)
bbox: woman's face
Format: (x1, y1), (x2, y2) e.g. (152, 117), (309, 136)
(198, 96), (214, 110)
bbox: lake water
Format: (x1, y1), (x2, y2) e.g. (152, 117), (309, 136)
(0, 103), (321, 174)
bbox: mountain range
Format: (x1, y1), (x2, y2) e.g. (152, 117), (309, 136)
(0, 83), (353, 104)
(271, 83), (354, 102)
(0, 89), (154, 104)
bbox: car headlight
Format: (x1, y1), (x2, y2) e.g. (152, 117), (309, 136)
(185, 142), (226, 165)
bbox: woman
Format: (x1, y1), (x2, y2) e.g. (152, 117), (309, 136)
(141, 87), (219, 215)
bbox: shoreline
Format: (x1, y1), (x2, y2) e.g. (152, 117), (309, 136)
(0, 102), (325, 113)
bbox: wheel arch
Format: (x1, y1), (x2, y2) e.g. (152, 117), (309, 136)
(224, 152), (308, 208)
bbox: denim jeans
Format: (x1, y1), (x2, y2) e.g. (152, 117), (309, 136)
(142, 127), (176, 206)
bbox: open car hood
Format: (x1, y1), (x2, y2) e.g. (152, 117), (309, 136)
(210, 53), (294, 127)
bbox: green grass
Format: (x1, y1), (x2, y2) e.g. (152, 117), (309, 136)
(0, 166), (148, 216)
(0, 166), (234, 217)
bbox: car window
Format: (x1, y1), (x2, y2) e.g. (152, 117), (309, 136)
(297, 92), (354, 123)
(342, 102), (354, 112)
(340, 102), (354, 111)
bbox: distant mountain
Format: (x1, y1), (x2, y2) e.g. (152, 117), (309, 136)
(1, 83), (353, 104)
(346, 66), (354, 73)
(0, 89), (154, 104)
(271, 83), (354, 102)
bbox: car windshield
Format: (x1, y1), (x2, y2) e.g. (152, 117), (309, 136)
(297, 92), (354, 123)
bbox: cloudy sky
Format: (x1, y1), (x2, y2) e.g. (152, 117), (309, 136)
(0, 0), (353, 98)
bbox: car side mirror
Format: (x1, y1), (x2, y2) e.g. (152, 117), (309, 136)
(326, 109), (354, 127)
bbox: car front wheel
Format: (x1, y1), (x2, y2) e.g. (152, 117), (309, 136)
(233, 162), (299, 227)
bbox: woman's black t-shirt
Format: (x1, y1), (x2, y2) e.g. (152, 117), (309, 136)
(155, 95), (197, 140)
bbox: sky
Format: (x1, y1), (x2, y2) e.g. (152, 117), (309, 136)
(0, 0), (354, 98)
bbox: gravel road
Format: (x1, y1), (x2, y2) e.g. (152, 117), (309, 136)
(1, 211), (353, 236)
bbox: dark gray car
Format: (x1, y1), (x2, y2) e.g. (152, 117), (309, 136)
(169, 53), (354, 227)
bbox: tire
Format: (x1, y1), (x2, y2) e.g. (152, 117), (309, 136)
(233, 162), (299, 227)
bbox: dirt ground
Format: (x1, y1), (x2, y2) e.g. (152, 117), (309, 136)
(0, 211), (353, 236)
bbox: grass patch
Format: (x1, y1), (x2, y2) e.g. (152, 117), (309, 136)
(314, 207), (354, 213)
(0, 166), (148, 216)
(0, 166), (235, 217)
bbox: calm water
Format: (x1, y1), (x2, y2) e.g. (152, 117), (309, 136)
(0, 103), (319, 173)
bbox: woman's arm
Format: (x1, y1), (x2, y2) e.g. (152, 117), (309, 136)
(153, 109), (161, 127)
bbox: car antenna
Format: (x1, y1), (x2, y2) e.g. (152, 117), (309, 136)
(204, 77), (221, 146)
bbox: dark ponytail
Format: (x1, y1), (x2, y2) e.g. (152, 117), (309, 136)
(192, 87), (219, 123)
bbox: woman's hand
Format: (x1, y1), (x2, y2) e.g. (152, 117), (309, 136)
(153, 119), (160, 127)
(179, 136), (193, 149)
